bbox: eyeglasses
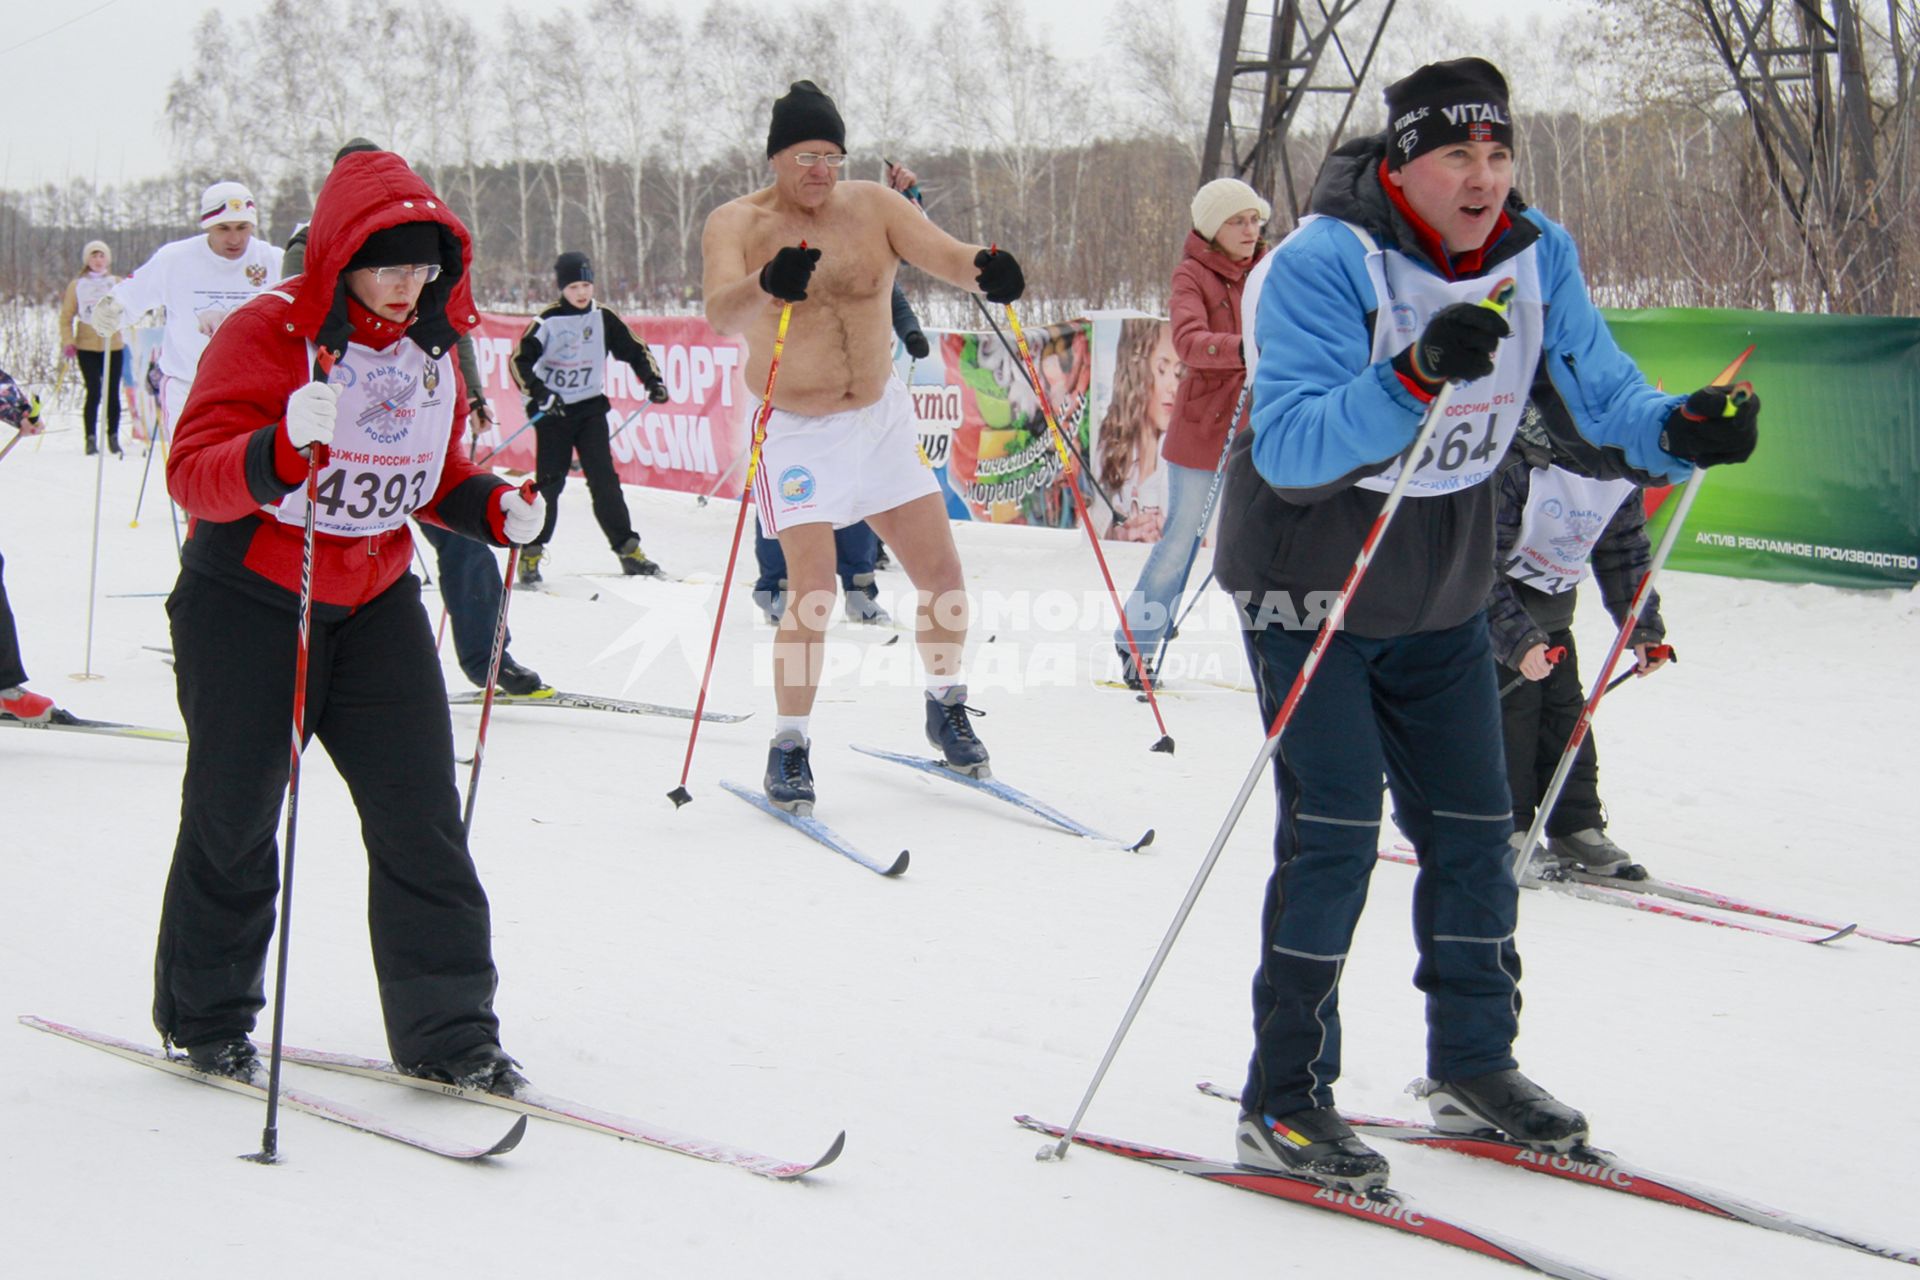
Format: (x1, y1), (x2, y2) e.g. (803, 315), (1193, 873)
(792, 152), (849, 169)
(360, 263), (443, 285)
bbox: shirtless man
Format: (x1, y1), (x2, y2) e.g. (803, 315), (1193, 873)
(703, 80), (1026, 814)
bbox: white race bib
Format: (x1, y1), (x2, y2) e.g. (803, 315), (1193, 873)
(1500, 463), (1637, 594)
(1340, 220), (1544, 497)
(75, 274), (115, 323)
(271, 339), (454, 537)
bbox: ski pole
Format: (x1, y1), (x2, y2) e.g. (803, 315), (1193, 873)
(971, 294), (1125, 522)
(1148, 377), (1254, 676)
(694, 441), (751, 508)
(1601, 643), (1674, 695)
(78, 379), (109, 678)
(669, 260), (802, 808)
(0, 426), (26, 464)
(1037, 278), (1517, 1163)
(1510, 348), (1754, 882)
(131, 417), (164, 526)
(248, 347), (337, 1165)
(463, 480), (537, 837)
(474, 407), (551, 466)
(1001, 281), (1175, 754)
(1497, 644), (1566, 699)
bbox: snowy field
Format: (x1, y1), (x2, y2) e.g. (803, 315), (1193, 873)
(3, 413), (1916, 1280)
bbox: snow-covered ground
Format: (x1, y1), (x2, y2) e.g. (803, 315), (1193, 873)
(3, 414), (1915, 1279)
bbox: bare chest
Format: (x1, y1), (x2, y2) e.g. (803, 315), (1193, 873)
(746, 210), (894, 307)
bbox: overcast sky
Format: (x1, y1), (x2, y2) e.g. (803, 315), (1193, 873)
(0, 0), (1569, 190)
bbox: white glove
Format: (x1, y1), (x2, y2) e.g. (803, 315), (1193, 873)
(285, 381), (340, 451)
(89, 295), (127, 338)
(500, 486), (547, 545)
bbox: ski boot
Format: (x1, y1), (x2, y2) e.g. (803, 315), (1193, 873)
(1235, 1106), (1391, 1194)
(763, 731), (816, 816)
(615, 535), (663, 577)
(1548, 828), (1647, 881)
(844, 572), (891, 625)
(108, 430), (123, 458)
(494, 655), (546, 697)
(1419, 1069), (1589, 1152)
(183, 1037), (263, 1084)
(925, 685), (990, 778)
(410, 1043), (528, 1098)
(1116, 643), (1156, 693)
(754, 578), (789, 626)
(0, 686), (56, 725)
(517, 544), (546, 586)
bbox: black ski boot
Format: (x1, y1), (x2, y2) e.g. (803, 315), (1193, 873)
(494, 655), (546, 696)
(844, 572), (890, 625)
(183, 1037), (262, 1083)
(1116, 643), (1156, 692)
(1235, 1106), (1390, 1194)
(410, 1043), (528, 1098)
(615, 535), (663, 577)
(108, 430), (123, 457)
(925, 685), (990, 778)
(517, 544), (545, 586)
(1420, 1069), (1590, 1151)
(764, 731), (815, 815)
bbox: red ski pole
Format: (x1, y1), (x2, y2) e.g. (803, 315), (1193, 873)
(248, 346), (336, 1165)
(463, 478), (537, 836)
(1510, 345), (1755, 880)
(668, 265), (800, 808)
(999, 282), (1176, 754)
(1037, 277), (1517, 1163)
(1602, 643), (1675, 695)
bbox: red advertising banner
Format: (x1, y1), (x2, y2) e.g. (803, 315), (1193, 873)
(463, 311), (751, 496)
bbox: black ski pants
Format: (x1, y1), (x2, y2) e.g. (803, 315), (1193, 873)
(532, 402), (635, 551)
(415, 522), (509, 688)
(1500, 626), (1605, 836)
(1239, 609), (1521, 1121)
(0, 550), (27, 689)
(154, 569), (501, 1069)
(77, 348), (124, 443)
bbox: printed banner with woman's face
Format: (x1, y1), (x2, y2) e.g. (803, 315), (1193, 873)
(1085, 315), (1183, 541)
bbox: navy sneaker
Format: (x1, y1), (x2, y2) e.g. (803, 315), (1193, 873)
(925, 685), (990, 778)
(764, 732), (815, 815)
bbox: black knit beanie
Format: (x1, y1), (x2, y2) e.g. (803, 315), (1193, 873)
(346, 221), (442, 270)
(1383, 58), (1512, 170)
(555, 251), (593, 288)
(766, 80), (845, 158)
(334, 137), (380, 165)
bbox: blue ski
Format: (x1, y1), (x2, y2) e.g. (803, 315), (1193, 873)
(719, 779), (908, 876)
(850, 745), (1153, 851)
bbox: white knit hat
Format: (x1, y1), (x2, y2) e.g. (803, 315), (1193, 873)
(199, 181), (258, 229)
(1190, 178), (1271, 240)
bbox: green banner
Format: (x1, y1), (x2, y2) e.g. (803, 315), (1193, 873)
(1604, 308), (1920, 589)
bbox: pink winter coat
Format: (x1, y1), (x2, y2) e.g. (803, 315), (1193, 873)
(1161, 230), (1266, 471)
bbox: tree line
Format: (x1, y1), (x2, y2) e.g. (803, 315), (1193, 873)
(0, 0), (1912, 347)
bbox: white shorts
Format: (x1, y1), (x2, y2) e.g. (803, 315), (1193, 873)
(752, 379), (939, 534)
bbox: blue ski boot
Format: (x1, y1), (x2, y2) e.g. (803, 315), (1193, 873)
(925, 685), (990, 778)
(763, 731), (815, 815)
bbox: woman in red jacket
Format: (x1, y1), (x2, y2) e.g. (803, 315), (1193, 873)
(1113, 178), (1270, 688)
(154, 150), (546, 1093)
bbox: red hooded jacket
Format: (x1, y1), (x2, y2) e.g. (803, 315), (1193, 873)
(1162, 230), (1267, 471)
(167, 151), (509, 614)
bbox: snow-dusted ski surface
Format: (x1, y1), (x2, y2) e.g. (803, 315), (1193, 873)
(4, 415), (1916, 1278)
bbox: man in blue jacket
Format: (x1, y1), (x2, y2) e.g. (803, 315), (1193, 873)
(1214, 58), (1758, 1192)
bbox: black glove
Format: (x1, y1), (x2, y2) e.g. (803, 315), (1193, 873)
(759, 245), (821, 302)
(1392, 302), (1511, 392)
(646, 380), (670, 405)
(904, 330), (930, 360)
(974, 248), (1024, 304)
(527, 391), (561, 417)
(1661, 385), (1759, 467)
